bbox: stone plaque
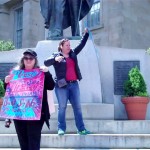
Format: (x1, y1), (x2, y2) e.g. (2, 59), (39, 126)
(0, 63), (16, 80)
(114, 61), (140, 95)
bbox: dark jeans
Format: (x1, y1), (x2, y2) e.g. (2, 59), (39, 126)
(14, 117), (44, 150)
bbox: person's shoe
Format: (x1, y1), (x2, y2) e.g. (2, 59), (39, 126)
(58, 129), (65, 135)
(5, 119), (11, 128)
(77, 129), (91, 135)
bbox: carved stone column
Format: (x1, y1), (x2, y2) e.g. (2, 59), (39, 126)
(22, 0), (44, 48)
(0, 5), (10, 40)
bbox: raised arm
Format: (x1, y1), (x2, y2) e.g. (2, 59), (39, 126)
(73, 28), (89, 55)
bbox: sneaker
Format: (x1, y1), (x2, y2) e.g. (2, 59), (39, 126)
(77, 129), (91, 135)
(58, 129), (65, 135)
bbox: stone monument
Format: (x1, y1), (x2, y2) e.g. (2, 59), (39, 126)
(37, 0), (114, 120)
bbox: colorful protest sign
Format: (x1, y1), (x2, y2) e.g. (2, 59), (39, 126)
(0, 69), (44, 120)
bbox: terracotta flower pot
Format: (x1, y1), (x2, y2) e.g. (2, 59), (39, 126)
(122, 96), (149, 120)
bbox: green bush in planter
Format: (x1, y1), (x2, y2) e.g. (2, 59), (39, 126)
(124, 66), (148, 97)
(0, 80), (5, 98)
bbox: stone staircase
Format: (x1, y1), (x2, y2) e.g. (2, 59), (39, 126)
(0, 104), (150, 149)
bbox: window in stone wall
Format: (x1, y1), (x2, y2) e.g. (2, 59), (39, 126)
(14, 7), (23, 49)
(86, 0), (101, 29)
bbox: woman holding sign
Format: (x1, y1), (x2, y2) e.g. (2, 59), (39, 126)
(3, 49), (55, 150)
(44, 28), (91, 135)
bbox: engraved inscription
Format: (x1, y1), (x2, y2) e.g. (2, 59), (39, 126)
(114, 61), (140, 95)
(0, 63), (16, 80)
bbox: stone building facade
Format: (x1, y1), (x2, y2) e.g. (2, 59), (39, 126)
(0, 0), (150, 49)
(0, 0), (44, 49)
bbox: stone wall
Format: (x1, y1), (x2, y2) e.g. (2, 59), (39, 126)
(22, 0), (44, 48)
(90, 0), (150, 49)
(1, 0), (150, 49)
(0, 0), (45, 48)
(98, 46), (150, 119)
(0, 5), (10, 40)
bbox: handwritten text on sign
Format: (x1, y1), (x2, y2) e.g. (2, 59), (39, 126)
(0, 69), (44, 120)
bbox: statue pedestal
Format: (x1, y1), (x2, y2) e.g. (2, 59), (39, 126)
(35, 39), (114, 119)
(35, 39), (102, 103)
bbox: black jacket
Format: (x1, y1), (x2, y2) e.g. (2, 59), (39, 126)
(44, 32), (89, 81)
(42, 71), (55, 128)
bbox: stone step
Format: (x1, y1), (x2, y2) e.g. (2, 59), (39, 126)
(0, 134), (149, 148)
(0, 120), (150, 134)
(0, 149), (147, 150)
(50, 103), (114, 120)
(0, 149), (104, 150)
(0, 149), (105, 150)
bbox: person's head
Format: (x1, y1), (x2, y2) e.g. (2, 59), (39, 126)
(17, 49), (39, 70)
(58, 39), (71, 54)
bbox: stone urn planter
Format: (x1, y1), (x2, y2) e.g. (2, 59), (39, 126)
(122, 67), (149, 120)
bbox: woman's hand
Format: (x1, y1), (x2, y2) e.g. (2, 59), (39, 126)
(55, 56), (64, 62)
(84, 28), (89, 34)
(5, 75), (13, 83)
(40, 66), (49, 72)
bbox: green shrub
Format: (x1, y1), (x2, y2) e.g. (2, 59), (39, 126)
(0, 40), (15, 51)
(124, 66), (148, 97)
(0, 80), (5, 98)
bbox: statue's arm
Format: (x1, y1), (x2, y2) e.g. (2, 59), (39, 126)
(44, 53), (56, 67)
(73, 32), (89, 55)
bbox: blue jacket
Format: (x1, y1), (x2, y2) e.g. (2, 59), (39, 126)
(44, 32), (89, 81)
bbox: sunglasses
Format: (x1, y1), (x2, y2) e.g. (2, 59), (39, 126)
(23, 56), (35, 61)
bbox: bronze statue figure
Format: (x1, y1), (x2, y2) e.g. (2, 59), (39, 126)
(40, 0), (94, 39)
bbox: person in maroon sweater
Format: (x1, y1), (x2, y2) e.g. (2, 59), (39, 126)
(44, 28), (91, 135)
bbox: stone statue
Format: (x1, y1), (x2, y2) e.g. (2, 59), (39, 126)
(40, 0), (94, 39)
